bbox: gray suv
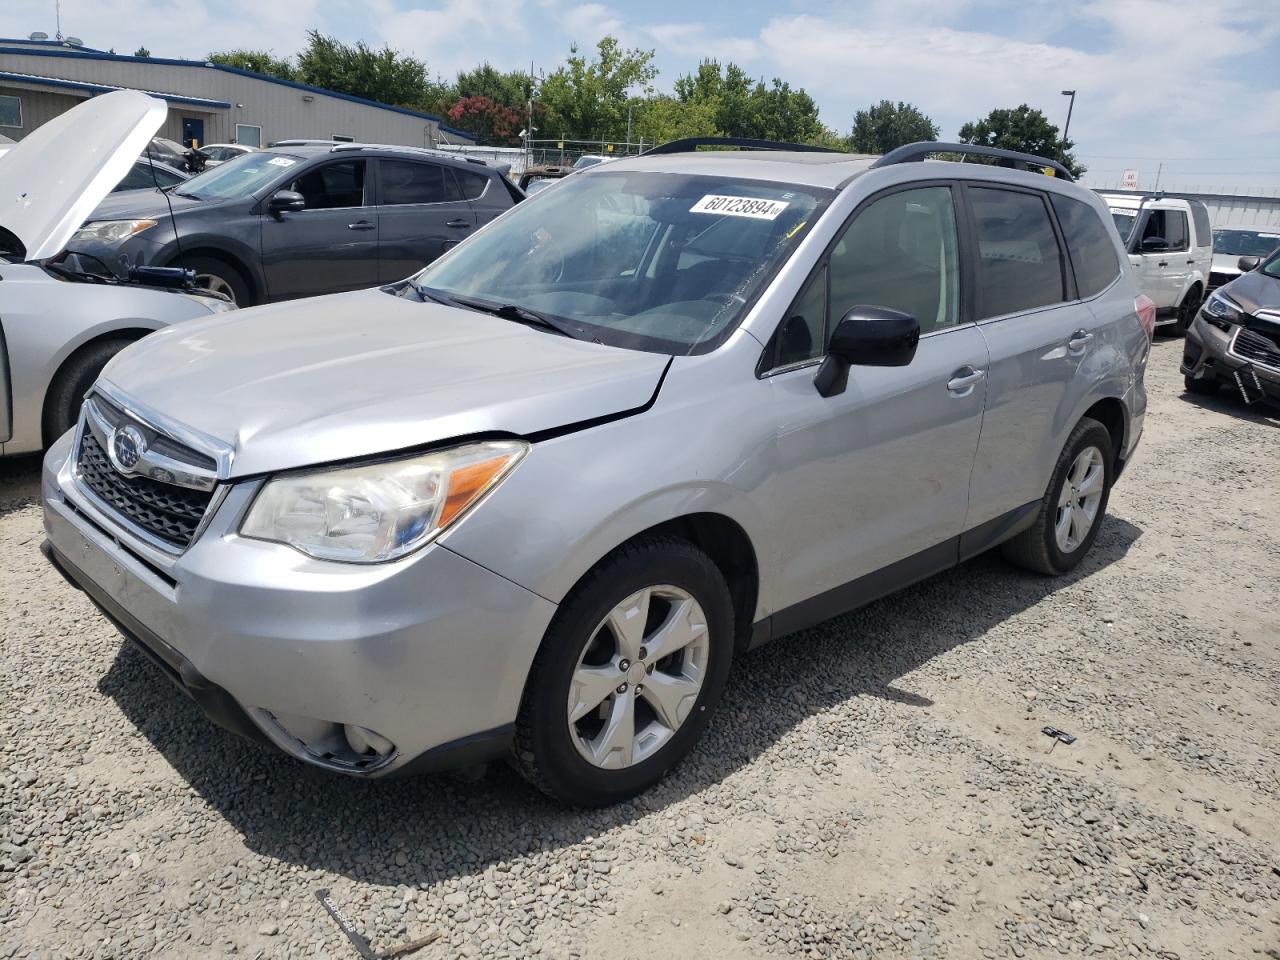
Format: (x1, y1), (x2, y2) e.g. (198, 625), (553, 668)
(41, 139), (1151, 806)
(70, 143), (523, 305)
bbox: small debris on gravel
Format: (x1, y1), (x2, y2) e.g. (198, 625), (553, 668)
(1, 340), (1277, 959)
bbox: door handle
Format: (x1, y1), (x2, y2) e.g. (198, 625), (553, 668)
(446, 219), (471, 229)
(1186, 259), (1195, 264)
(347, 220), (375, 231)
(946, 367), (985, 396)
(1068, 330), (1094, 353)
(1157, 261), (1168, 267)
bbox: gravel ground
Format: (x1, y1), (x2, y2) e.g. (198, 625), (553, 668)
(2, 338), (1278, 960)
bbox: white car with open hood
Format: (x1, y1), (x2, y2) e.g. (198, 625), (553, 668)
(0, 90), (234, 456)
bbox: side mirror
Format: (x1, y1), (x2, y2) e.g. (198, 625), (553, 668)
(1140, 236), (1170, 253)
(268, 189), (305, 216)
(1237, 255), (1261, 273)
(814, 306), (920, 398)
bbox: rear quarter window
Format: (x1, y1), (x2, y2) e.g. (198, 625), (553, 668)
(1050, 194), (1122, 299)
(1189, 202), (1212, 249)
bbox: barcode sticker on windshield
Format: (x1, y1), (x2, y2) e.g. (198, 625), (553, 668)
(267, 156), (297, 167)
(690, 195), (790, 220)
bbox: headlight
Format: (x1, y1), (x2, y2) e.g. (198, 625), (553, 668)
(70, 219), (157, 244)
(1202, 292), (1243, 330)
(240, 441), (528, 563)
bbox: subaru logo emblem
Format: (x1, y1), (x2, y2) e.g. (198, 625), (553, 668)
(108, 424), (146, 475)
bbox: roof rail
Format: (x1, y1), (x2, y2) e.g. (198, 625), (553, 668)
(328, 142), (489, 165)
(643, 136), (843, 156)
(871, 141), (1075, 182)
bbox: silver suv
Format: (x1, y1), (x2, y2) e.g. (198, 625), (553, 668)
(41, 139), (1152, 806)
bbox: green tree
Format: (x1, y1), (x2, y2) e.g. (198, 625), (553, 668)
(673, 61), (823, 144)
(744, 78), (823, 143)
(634, 95), (721, 145)
(538, 36), (658, 141)
(455, 64), (533, 109)
(849, 100), (938, 154)
(296, 31), (436, 107)
(133, 46), (151, 58)
(208, 49), (297, 81)
(958, 104), (1085, 177)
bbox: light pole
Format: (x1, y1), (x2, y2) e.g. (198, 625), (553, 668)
(1060, 90), (1076, 144)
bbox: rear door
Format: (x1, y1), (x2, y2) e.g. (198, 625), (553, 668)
(964, 183), (1106, 529)
(454, 165), (515, 228)
(375, 158), (476, 282)
(761, 183), (989, 612)
(1130, 208), (1180, 308)
(260, 157), (378, 300)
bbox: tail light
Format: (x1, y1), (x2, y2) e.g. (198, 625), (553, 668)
(1135, 295), (1156, 340)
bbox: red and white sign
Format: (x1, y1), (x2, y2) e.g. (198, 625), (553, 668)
(1120, 169), (1139, 189)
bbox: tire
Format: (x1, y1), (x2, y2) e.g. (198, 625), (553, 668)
(513, 536), (735, 807)
(1001, 417), (1115, 576)
(42, 337), (136, 445)
(1171, 286), (1202, 336)
(180, 254), (252, 306)
(1184, 373), (1219, 396)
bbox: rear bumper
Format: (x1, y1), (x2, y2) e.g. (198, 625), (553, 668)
(41, 431), (558, 777)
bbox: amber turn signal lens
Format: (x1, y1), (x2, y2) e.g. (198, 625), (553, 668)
(439, 454), (518, 528)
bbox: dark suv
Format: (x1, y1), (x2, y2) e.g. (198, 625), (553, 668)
(71, 143), (524, 305)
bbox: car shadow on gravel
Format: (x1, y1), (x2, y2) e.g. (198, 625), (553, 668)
(0, 453), (43, 515)
(95, 515), (1142, 889)
(1176, 388), (1280, 427)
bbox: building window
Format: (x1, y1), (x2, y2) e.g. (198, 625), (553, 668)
(234, 123), (262, 148)
(0, 95), (21, 128)
(331, 134), (355, 142)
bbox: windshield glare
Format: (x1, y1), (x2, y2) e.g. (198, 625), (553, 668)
(414, 171), (828, 354)
(176, 152), (302, 200)
(1214, 228), (1280, 258)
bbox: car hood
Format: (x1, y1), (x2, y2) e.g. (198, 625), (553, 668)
(86, 185), (208, 221)
(1219, 269), (1280, 316)
(0, 90), (167, 262)
(99, 287), (670, 477)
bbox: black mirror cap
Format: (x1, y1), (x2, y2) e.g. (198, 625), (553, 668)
(1140, 236), (1171, 252)
(1237, 255), (1262, 273)
(268, 189), (306, 213)
(830, 306), (921, 367)
(814, 306), (920, 398)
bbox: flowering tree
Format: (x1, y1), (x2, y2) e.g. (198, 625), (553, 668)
(447, 96), (526, 146)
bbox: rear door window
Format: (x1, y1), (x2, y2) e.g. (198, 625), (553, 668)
(1050, 194), (1121, 299)
(1163, 211), (1189, 251)
(970, 187), (1066, 319)
(1189, 203), (1211, 249)
(290, 159), (367, 209)
(379, 159), (460, 206)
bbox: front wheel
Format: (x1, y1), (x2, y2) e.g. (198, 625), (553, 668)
(513, 537), (735, 806)
(1184, 373), (1219, 396)
(181, 255), (252, 307)
(1002, 417), (1114, 576)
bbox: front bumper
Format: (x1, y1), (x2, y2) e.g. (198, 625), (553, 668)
(40, 431), (557, 777)
(1181, 313), (1280, 405)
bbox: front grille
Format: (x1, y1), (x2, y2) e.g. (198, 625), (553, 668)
(1231, 327), (1280, 372)
(76, 432), (213, 548)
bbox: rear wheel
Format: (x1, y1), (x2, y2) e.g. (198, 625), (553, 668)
(181, 255), (252, 306)
(513, 537), (734, 806)
(42, 337), (135, 445)
(1002, 417), (1114, 576)
(1171, 286), (1202, 336)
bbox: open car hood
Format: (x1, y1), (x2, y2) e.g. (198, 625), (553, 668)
(98, 287), (670, 477)
(0, 90), (166, 262)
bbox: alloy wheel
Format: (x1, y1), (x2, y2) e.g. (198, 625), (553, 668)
(1055, 446), (1105, 553)
(194, 272), (237, 304)
(567, 585), (710, 770)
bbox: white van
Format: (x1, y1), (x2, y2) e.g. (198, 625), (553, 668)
(1099, 193), (1212, 334)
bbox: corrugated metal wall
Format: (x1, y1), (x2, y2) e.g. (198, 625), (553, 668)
(0, 85), (80, 134)
(0, 50), (473, 148)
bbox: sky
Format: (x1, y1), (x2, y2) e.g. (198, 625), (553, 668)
(4, 0), (1279, 193)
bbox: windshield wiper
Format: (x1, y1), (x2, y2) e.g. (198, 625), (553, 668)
(418, 286), (586, 339)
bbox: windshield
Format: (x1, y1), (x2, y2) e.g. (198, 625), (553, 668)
(1109, 209), (1137, 243)
(413, 170), (829, 354)
(176, 151), (302, 200)
(1214, 228), (1280, 258)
